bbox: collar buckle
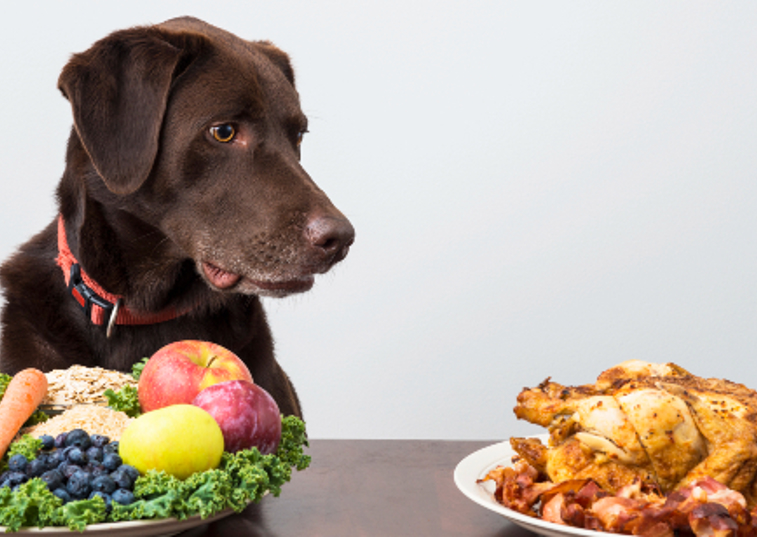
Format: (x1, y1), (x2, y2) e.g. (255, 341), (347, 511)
(68, 263), (116, 332)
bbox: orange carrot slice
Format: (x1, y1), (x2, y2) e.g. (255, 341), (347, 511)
(0, 368), (48, 458)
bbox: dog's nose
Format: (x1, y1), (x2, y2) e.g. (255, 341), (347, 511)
(305, 214), (355, 267)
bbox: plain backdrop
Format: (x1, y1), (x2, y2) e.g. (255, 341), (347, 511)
(1, 2), (756, 440)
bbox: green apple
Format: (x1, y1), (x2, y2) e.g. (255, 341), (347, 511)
(119, 404), (224, 480)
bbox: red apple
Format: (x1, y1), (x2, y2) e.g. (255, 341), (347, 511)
(192, 380), (282, 454)
(138, 340), (253, 412)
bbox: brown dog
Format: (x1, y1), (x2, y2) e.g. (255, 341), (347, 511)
(0, 17), (354, 418)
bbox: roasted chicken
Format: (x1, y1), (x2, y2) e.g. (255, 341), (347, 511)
(511, 360), (757, 506)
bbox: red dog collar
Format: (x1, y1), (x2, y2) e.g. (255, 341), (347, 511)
(56, 216), (183, 335)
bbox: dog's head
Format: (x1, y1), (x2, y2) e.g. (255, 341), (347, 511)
(57, 17), (354, 298)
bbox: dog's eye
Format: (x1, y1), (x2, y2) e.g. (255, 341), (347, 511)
(296, 130), (306, 148)
(210, 124), (236, 143)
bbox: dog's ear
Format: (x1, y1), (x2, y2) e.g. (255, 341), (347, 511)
(58, 27), (204, 195)
(255, 41), (296, 86)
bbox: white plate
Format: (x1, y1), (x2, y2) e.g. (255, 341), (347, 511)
(0, 507), (236, 536)
(454, 435), (623, 537)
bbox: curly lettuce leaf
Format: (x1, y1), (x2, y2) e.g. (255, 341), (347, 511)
(102, 359), (146, 417)
(184, 469), (235, 518)
(8, 435), (43, 460)
(134, 469), (184, 498)
(0, 480), (109, 532)
(0, 479), (62, 531)
(1, 435), (43, 474)
(278, 415), (311, 471)
(111, 487), (185, 522)
(53, 496), (108, 531)
(103, 385), (142, 418)
(227, 462), (270, 510)
(0, 372), (10, 397)
(220, 448), (271, 506)
(131, 357), (149, 380)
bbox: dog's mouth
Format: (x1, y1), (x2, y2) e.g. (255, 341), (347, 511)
(202, 262), (242, 289)
(200, 261), (314, 296)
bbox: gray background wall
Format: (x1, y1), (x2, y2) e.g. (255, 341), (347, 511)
(1, 2), (756, 440)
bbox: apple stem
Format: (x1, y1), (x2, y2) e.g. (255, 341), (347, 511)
(207, 355), (218, 368)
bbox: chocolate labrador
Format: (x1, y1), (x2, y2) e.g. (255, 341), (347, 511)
(0, 17), (354, 418)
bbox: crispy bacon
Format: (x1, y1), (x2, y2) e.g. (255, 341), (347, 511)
(689, 503), (740, 537)
(481, 461), (757, 537)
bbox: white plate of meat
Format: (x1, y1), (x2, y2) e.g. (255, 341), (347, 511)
(455, 358), (757, 537)
(454, 436), (755, 537)
(453, 435), (614, 537)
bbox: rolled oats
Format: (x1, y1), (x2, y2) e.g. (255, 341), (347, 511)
(42, 365), (137, 406)
(21, 404), (133, 440)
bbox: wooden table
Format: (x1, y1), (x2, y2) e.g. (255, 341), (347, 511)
(180, 440), (533, 537)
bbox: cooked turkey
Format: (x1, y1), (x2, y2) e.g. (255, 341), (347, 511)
(512, 360), (757, 506)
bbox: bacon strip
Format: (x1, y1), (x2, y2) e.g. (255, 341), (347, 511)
(481, 462), (757, 537)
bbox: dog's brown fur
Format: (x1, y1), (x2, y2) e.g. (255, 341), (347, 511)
(0, 17), (354, 418)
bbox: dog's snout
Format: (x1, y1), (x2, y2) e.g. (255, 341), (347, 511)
(305, 214), (355, 266)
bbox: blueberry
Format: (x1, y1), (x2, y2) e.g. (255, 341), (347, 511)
(89, 464), (108, 478)
(67, 447), (88, 465)
(40, 469), (64, 490)
(53, 488), (72, 503)
(0, 480), (8, 489)
(46, 450), (64, 470)
(6, 472), (28, 487)
(66, 469), (92, 499)
(65, 429), (91, 450)
(119, 464), (140, 482)
(86, 446), (103, 463)
(111, 488), (135, 505)
(110, 469), (135, 490)
(54, 433), (68, 449)
(38, 434), (55, 450)
(102, 453), (122, 471)
(60, 463), (79, 479)
(103, 441), (119, 454)
(90, 434), (110, 448)
(27, 458), (47, 478)
(91, 475), (117, 495)
(8, 454), (28, 473)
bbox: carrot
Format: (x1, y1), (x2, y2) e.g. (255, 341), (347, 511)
(0, 368), (48, 458)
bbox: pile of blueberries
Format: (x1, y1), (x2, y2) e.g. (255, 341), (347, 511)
(0, 429), (139, 509)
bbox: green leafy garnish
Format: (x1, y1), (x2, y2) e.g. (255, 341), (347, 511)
(103, 385), (142, 418)
(103, 358), (148, 417)
(131, 357), (149, 381)
(0, 479), (62, 531)
(278, 415), (312, 471)
(0, 372), (9, 397)
(53, 495), (107, 531)
(8, 435), (43, 461)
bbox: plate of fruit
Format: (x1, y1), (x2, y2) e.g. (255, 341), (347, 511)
(0, 341), (310, 534)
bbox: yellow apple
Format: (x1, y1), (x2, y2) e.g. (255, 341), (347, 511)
(119, 404), (224, 480)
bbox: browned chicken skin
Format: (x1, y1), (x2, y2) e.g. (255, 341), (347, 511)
(512, 360), (757, 506)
